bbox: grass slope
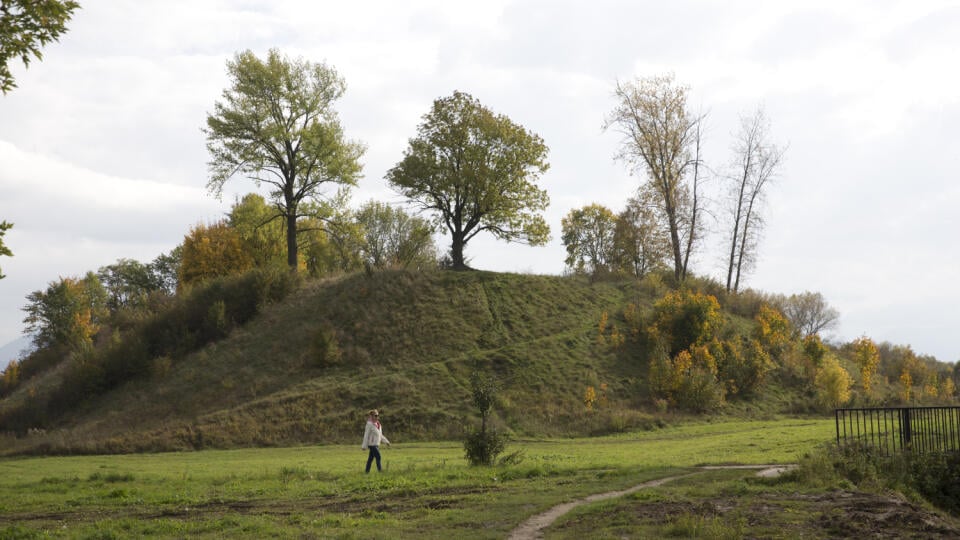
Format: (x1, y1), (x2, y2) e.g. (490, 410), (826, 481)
(5, 270), (682, 454)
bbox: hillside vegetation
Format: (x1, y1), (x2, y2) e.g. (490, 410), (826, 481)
(0, 269), (955, 455)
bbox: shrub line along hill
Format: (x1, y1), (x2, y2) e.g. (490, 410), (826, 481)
(0, 268), (921, 456)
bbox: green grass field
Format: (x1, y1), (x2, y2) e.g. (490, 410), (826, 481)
(0, 418), (836, 539)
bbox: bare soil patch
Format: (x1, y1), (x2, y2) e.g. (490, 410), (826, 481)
(508, 466), (960, 539)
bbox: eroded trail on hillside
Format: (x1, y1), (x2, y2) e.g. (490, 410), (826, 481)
(506, 465), (790, 540)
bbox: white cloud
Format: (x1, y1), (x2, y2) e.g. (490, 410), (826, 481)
(0, 142), (230, 342)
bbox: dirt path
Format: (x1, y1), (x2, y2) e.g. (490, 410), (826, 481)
(506, 465), (791, 540)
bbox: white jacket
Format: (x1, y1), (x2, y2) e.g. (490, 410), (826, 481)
(361, 420), (390, 449)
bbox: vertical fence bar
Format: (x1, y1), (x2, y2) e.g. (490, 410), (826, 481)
(905, 407), (911, 453)
(933, 407), (943, 452)
(922, 408), (929, 453)
(916, 408), (923, 454)
(884, 409), (890, 455)
(890, 408), (897, 455)
(835, 409), (841, 448)
(874, 409), (881, 453)
(949, 409), (960, 452)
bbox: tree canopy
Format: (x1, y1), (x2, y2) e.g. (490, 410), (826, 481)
(205, 48), (365, 271)
(605, 75), (704, 282)
(22, 272), (107, 352)
(561, 203), (617, 276)
(0, 0), (79, 94)
(178, 221), (254, 288)
(385, 91), (550, 270)
(781, 291), (840, 338)
(612, 190), (670, 278)
(355, 201), (437, 270)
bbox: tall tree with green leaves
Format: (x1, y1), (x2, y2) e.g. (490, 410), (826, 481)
(0, 220), (11, 279)
(205, 48), (365, 271)
(561, 203), (617, 277)
(604, 75), (704, 282)
(96, 258), (166, 311)
(612, 189), (670, 278)
(385, 91), (550, 270)
(227, 193), (287, 268)
(22, 272), (107, 352)
(355, 201), (437, 270)
(177, 221), (254, 288)
(0, 0), (79, 94)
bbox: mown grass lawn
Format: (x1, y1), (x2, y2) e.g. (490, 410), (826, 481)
(0, 417), (833, 539)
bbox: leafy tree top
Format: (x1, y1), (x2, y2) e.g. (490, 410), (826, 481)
(0, 0), (79, 93)
(205, 48), (364, 200)
(385, 91), (550, 269)
(204, 48), (365, 269)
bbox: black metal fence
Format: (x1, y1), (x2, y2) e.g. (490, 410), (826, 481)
(836, 407), (960, 456)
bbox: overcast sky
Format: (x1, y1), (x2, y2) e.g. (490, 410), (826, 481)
(1, 0), (958, 365)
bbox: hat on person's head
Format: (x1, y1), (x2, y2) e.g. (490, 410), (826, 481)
(368, 409), (379, 417)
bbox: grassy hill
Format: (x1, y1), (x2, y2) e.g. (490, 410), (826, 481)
(0, 269), (799, 455)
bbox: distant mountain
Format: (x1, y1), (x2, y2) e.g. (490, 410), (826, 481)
(0, 335), (32, 370)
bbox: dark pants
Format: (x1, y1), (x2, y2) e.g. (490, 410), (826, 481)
(365, 445), (382, 472)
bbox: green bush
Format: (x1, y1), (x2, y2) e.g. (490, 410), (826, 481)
(716, 338), (774, 398)
(463, 428), (508, 466)
(908, 451), (960, 514)
(310, 323), (341, 367)
(674, 365), (726, 413)
(201, 300), (230, 342)
(649, 290), (722, 358)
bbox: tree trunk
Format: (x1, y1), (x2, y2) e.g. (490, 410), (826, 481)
(285, 188), (299, 272)
(733, 218), (749, 293)
(668, 216), (683, 282)
(660, 180), (684, 283)
(726, 177), (747, 292)
(286, 212), (298, 271)
(734, 185), (762, 293)
(682, 126), (703, 283)
(451, 233), (467, 271)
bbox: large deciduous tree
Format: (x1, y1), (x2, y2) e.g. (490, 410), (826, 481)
(355, 201), (437, 270)
(227, 193), (288, 268)
(561, 203), (617, 277)
(612, 189), (670, 278)
(22, 272), (107, 352)
(723, 108), (784, 292)
(0, 0), (79, 94)
(178, 222), (254, 288)
(96, 258), (167, 311)
(205, 48), (365, 272)
(0, 220), (11, 279)
(781, 291), (839, 338)
(385, 91), (550, 270)
(604, 75), (704, 283)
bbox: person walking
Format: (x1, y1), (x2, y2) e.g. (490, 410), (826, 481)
(362, 409), (390, 473)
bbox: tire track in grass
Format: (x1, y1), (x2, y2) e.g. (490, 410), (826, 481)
(507, 465), (793, 540)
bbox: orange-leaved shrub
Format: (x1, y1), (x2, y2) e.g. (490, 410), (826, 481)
(638, 291), (728, 411)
